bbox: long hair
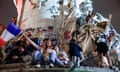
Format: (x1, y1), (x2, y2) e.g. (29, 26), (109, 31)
(42, 38), (49, 60)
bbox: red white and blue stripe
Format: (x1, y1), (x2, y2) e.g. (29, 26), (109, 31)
(0, 22), (21, 47)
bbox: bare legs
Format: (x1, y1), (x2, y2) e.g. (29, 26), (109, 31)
(98, 52), (112, 67)
(105, 52), (112, 66)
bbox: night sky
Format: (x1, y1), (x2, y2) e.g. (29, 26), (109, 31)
(0, 0), (120, 33)
(0, 0), (17, 26)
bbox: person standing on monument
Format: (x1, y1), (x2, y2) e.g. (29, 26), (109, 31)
(94, 28), (112, 68)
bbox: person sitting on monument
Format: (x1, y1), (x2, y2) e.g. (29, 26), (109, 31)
(5, 41), (30, 64)
(23, 31), (42, 67)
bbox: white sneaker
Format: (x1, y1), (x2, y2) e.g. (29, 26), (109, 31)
(35, 64), (41, 68)
(49, 63), (54, 68)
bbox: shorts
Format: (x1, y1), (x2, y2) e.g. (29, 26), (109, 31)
(96, 42), (108, 55)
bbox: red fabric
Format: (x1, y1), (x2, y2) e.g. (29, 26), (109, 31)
(64, 31), (71, 40)
(0, 37), (5, 47)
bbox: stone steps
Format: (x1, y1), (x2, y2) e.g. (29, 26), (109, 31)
(0, 63), (119, 72)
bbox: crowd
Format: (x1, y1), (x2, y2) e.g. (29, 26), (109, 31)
(0, 25), (84, 68)
(0, 0), (119, 71)
(0, 16), (120, 70)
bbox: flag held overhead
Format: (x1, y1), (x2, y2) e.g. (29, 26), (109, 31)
(0, 37), (6, 47)
(7, 22), (21, 36)
(0, 22), (21, 47)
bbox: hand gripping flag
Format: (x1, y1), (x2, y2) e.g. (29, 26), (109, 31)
(0, 22), (21, 47)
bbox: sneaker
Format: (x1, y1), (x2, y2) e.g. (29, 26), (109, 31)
(35, 64), (41, 68)
(49, 63), (54, 68)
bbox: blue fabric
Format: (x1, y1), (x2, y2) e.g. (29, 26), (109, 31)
(96, 32), (107, 43)
(55, 58), (64, 66)
(34, 50), (42, 61)
(73, 42), (82, 57)
(5, 44), (13, 54)
(6, 22), (21, 36)
(49, 52), (64, 66)
(32, 38), (40, 46)
(100, 33), (106, 40)
(49, 51), (56, 62)
(69, 39), (82, 57)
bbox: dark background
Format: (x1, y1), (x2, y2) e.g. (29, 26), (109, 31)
(0, 0), (17, 26)
(0, 0), (120, 33)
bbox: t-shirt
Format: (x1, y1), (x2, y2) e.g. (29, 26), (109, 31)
(96, 32), (107, 43)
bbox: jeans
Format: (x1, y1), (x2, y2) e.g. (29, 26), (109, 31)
(49, 50), (64, 67)
(32, 50), (42, 64)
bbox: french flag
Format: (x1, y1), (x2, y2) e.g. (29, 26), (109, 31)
(0, 22), (21, 47)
